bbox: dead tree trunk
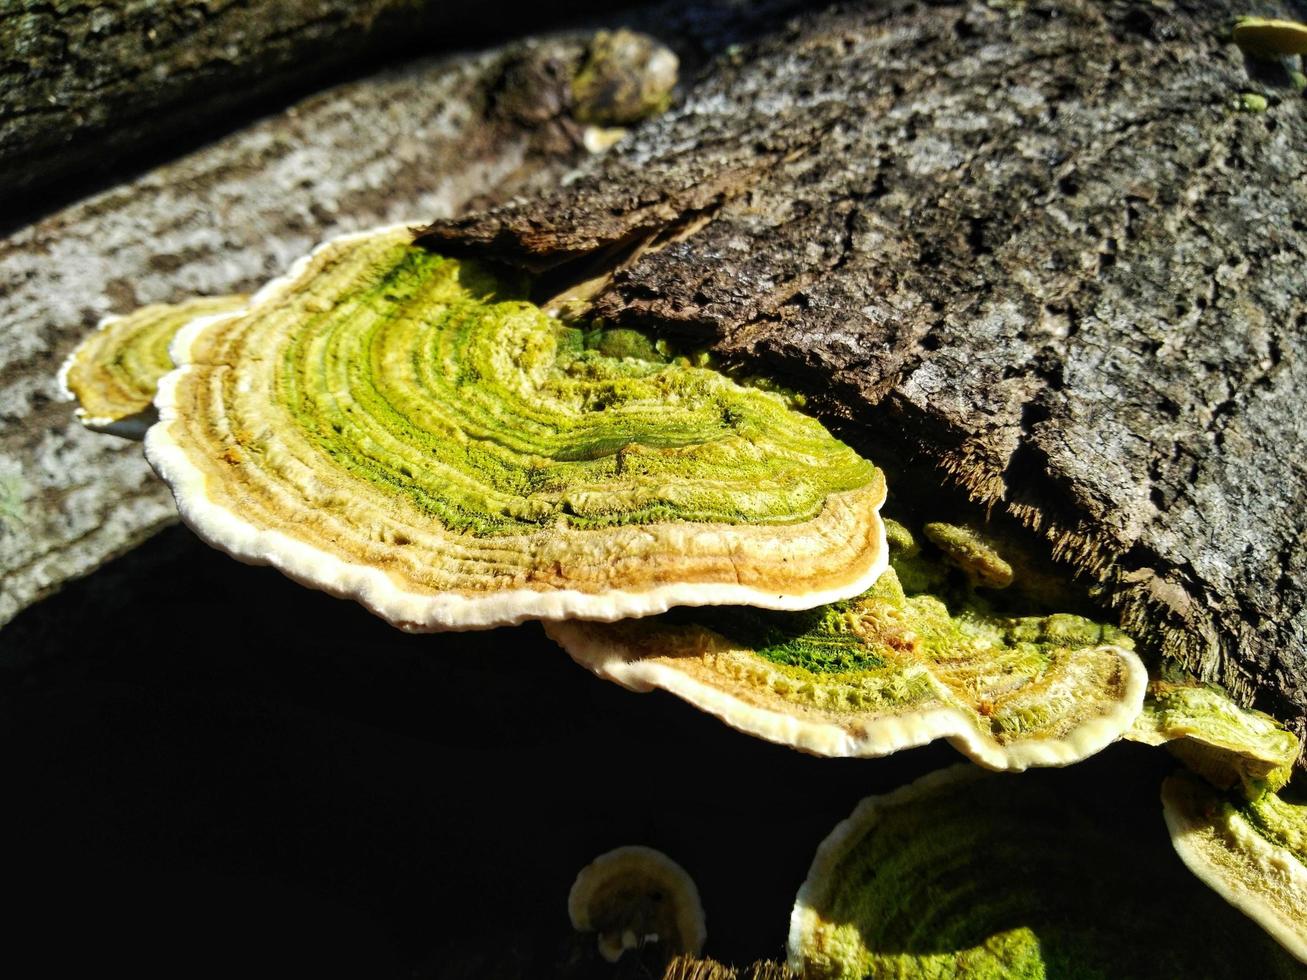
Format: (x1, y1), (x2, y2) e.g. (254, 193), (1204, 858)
(420, 0), (1307, 740)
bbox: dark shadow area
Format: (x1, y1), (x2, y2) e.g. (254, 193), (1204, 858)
(0, 525), (957, 976)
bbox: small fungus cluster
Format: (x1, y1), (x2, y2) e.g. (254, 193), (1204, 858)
(569, 846), (706, 963)
(1229, 16), (1307, 112)
(60, 222), (1306, 972)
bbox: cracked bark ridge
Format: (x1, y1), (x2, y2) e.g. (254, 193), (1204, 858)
(421, 0), (1307, 741)
(0, 35), (591, 629)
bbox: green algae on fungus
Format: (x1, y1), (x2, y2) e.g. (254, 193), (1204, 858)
(144, 225), (889, 631)
(58, 295), (248, 438)
(788, 765), (1303, 980)
(1238, 92), (1270, 113)
(1163, 771), (1307, 963)
(1128, 680), (1300, 798)
(545, 528), (1146, 770)
(568, 846), (706, 964)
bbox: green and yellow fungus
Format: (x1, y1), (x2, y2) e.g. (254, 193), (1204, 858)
(1238, 91), (1271, 113)
(568, 845), (706, 963)
(571, 29), (678, 127)
(921, 521), (1014, 589)
(144, 225), (888, 630)
(58, 295), (248, 438)
(1163, 771), (1307, 963)
(1129, 680), (1300, 798)
(546, 521), (1145, 770)
(788, 765), (1303, 979)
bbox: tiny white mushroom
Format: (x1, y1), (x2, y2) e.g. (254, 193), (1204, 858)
(568, 845), (706, 963)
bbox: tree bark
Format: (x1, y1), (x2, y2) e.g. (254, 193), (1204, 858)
(420, 0), (1307, 740)
(0, 0), (642, 211)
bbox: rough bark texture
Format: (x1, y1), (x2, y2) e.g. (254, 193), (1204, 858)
(0, 34), (593, 629)
(0, 0), (630, 209)
(420, 0), (1307, 738)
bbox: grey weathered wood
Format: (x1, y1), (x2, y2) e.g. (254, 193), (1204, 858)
(421, 0), (1307, 738)
(0, 34), (590, 628)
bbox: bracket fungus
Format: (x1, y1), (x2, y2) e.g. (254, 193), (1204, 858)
(143, 225), (888, 630)
(788, 765), (1303, 979)
(1129, 680), (1301, 798)
(570, 29), (678, 127)
(547, 521), (1146, 770)
(568, 845), (706, 963)
(58, 295), (248, 438)
(920, 521), (1014, 590)
(1162, 772), (1307, 963)
(1232, 16), (1307, 58)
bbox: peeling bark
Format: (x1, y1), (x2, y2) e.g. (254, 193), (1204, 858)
(421, 0), (1307, 739)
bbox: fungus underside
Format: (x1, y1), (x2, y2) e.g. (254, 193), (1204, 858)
(1163, 771), (1307, 963)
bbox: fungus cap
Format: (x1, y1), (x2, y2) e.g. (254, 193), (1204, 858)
(920, 521), (1013, 589)
(789, 765), (1303, 979)
(568, 845), (706, 963)
(1162, 772), (1307, 963)
(546, 563), (1147, 771)
(58, 296), (247, 438)
(1129, 681), (1300, 797)
(1232, 17), (1307, 58)
(145, 225), (888, 630)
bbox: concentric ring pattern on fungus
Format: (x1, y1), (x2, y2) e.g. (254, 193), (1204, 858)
(547, 565), (1146, 770)
(59, 295), (248, 438)
(788, 766), (1303, 979)
(145, 225), (888, 630)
